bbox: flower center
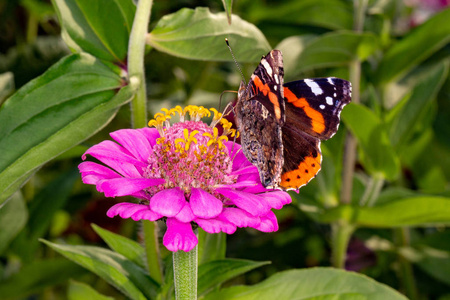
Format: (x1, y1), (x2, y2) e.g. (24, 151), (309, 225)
(144, 106), (238, 196)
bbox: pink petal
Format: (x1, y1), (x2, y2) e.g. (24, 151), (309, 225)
(215, 188), (271, 217)
(196, 218), (236, 234)
(83, 140), (144, 177)
(190, 188), (223, 218)
(107, 202), (162, 221)
(255, 211), (279, 232)
(175, 202), (196, 223)
(150, 188), (186, 217)
(78, 161), (121, 184)
(98, 177), (165, 197)
(258, 191), (292, 209)
(163, 218), (198, 252)
(110, 129), (153, 163)
(219, 207), (260, 228)
(137, 127), (160, 147)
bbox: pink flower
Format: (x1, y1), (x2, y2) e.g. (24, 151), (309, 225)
(79, 106), (291, 252)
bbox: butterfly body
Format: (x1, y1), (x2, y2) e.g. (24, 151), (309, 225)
(235, 50), (351, 191)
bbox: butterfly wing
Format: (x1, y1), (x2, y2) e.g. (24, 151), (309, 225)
(279, 78), (351, 190)
(235, 50), (285, 188)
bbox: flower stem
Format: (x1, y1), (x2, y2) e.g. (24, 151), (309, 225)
(395, 228), (419, 300)
(173, 234), (198, 300)
(331, 222), (355, 269)
(340, 0), (368, 204)
(128, 0), (153, 129)
(142, 220), (163, 284)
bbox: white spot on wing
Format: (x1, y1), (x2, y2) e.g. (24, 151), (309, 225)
(274, 74), (279, 84)
(304, 79), (323, 95)
(327, 78), (334, 85)
(261, 59), (273, 76)
(274, 85), (277, 91)
(326, 97), (333, 105)
(320, 104), (325, 109)
(334, 93), (337, 97)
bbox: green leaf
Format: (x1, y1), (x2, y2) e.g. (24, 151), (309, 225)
(376, 8), (450, 84)
(92, 224), (146, 269)
(198, 259), (269, 297)
(249, 0), (353, 30)
(204, 268), (407, 300)
(0, 53), (135, 206)
(221, 0), (233, 24)
(68, 280), (114, 300)
(320, 196), (450, 227)
(277, 31), (379, 76)
(0, 258), (86, 299)
(52, 0), (136, 63)
(341, 103), (400, 180)
(42, 240), (159, 300)
(147, 7), (271, 62)
(0, 192), (28, 254)
(198, 229), (226, 265)
(388, 61), (449, 149)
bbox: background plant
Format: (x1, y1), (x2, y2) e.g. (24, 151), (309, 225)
(0, 0), (449, 299)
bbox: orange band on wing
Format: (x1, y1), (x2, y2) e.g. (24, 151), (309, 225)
(284, 87), (325, 134)
(252, 76), (281, 120)
(280, 154), (321, 190)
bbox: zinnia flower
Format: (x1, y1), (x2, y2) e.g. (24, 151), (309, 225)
(79, 105), (291, 252)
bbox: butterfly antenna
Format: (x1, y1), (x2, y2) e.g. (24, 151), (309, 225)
(218, 90), (237, 112)
(225, 38), (246, 85)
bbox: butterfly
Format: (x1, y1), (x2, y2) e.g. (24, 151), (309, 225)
(234, 50), (351, 191)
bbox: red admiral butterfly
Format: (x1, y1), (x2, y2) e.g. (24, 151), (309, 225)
(235, 50), (351, 191)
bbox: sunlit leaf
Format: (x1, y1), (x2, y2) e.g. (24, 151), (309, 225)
(52, 0), (135, 63)
(92, 224), (146, 269)
(147, 7), (271, 62)
(42, 240), (159, 300)
(198, 259), (269, 297)
(0, 53), (136, 206)
(204, 268), (407, 300)
(320, 196), (450, 227)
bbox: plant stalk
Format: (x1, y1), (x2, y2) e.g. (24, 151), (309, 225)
(173, 237), (198, 300)
(340, 0), (367, 204)
(331, 222), (355, 269)
(128, 0), (153, 129)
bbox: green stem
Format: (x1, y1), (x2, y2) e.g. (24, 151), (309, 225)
(128, 0), (153, 129)
(331, 222), (355, 269)
(142, 220), (163, 284)
(340, 0), (367, 204)
(395, 228), (419, 300)
(173, 236), (198, 300)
